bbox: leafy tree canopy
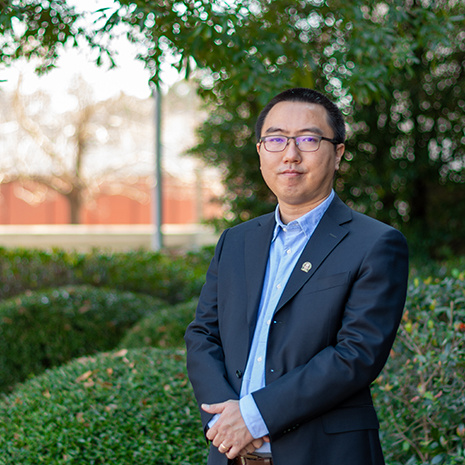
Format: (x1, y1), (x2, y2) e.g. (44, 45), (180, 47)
(0, 0), (108, 73)
(1, 0), (464, 258)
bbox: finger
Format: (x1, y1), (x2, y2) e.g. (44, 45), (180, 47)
(209, 427), (229, 449)
(241, 442), (258, 455)
(226, 439), (253, 460)
(202, 403), (226, 415)
(253, 438), (264, 447)
(238, 437), (265, 456)
(218, 443), (230, 454)
(206, 427), (216, 442)
(226, 447), (239, 460)
(212, 435), (224, 448)
(207, 425), (223, 448)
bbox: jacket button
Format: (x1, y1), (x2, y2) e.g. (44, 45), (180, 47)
(236, 370), (243, 378)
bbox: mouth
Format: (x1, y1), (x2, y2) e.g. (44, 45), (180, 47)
(279, 169), (303, 177)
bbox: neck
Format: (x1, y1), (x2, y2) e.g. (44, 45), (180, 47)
(278, 193), (332, 224)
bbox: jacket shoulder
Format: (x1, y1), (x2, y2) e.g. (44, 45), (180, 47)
(226, 212), (275, 234)
(330, 195), (405, 237)
(351, 209), (406, 238)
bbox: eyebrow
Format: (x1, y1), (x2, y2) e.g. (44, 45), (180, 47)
(264, 126), (324, 136)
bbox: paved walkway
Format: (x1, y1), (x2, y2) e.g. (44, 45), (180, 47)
(0, 224), (219, 252)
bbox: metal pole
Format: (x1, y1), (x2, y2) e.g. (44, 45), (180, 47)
(151, 84), (163, 250)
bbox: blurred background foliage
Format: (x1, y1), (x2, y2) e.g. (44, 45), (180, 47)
(1, 4), (464, 463)
(1, 0), (464, 258)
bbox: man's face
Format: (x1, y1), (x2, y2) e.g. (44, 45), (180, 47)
(257, 100), (344, 219)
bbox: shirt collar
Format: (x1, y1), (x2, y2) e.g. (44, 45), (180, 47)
(272, 190), (335, 241)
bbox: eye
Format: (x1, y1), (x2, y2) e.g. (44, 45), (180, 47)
(266, 136), (287, 144)
(298, 135), (319, 143)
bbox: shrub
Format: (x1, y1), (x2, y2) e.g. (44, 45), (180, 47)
(0, 348), (208, 464)
(0, 247), (76, 299)
(119, 299), (198, 349)
(77, 249), (211, 304)
(0, 285), (164, 392)
(374, 274), (465, 465)
(0, 246), (213, 303)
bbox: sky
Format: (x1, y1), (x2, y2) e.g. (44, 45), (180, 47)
(1, 49), (152, 114)
(1, 0), (181, 107)
(0, 0), (211, 180)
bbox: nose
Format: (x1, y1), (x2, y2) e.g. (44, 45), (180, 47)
(282, 138), (302, 163)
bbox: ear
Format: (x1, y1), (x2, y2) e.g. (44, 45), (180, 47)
(334, 144), (345, 171)
(257, 143), (263, 169)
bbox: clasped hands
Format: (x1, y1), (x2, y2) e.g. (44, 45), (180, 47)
(202, 400), (270, 459)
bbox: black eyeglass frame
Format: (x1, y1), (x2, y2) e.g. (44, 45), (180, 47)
(258, 135), (340, 153)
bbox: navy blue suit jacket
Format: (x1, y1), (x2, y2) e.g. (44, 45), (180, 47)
(185, 195), (409, 465)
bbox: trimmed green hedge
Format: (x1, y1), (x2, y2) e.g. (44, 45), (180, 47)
(0, 246), (213, 304)
(0, 285), (164, 392)
(1, 244), (464, 465)
(119, 299), (198, 350)
(374, 274), (465, 465)
(0, 348), (208, 464)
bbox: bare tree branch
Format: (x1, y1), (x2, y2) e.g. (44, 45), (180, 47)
(2, 78), (156, 223)
(12, 75), (68, 173)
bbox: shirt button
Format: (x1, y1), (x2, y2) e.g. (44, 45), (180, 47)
(276, 283), (282, 289)
(266, 319), (271, 325)
(257, 357), (263, 363)
(283, 227), (287, 232)
(287, 249), (292, 254)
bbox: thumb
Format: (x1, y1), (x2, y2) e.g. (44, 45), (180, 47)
(201, 402), (225, 414)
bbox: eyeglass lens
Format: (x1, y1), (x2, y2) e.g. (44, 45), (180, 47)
(262, 135), (321, 152)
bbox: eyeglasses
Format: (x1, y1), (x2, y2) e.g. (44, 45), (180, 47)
(259, 135), (339, 152)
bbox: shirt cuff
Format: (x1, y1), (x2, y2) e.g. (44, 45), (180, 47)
(239, 394), (269, 439)
(207, 413), (220, 430)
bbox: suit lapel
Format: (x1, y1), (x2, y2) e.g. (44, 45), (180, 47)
(275, 196), (352, 313)
(244, 213), (276, 333)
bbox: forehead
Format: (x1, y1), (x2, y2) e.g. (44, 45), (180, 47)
(262, 101), (331, 135)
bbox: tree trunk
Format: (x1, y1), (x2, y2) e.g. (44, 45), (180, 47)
(67, 189), (82, 224)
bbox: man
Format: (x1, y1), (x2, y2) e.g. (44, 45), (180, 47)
(185, 88), (409, 465)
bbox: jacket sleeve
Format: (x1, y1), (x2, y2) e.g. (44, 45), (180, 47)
(252, 227), (409, 439)
(184, 229), (239, 431)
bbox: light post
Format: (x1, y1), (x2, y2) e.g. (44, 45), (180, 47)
(151, 84), (163, 250)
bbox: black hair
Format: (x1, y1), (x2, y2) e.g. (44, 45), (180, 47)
(255, 88), (346, 144)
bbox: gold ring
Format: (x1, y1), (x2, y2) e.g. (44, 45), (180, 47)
(219, 443), (228, 452)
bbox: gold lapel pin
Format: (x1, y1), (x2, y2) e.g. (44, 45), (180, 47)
(301, 261), (312, 273)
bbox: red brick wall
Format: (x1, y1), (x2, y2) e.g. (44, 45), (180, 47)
(0, 176), (222, 225)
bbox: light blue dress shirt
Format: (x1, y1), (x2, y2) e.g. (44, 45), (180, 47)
(238, 190), (335, 454)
